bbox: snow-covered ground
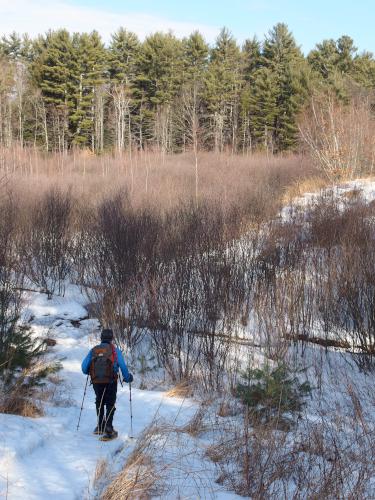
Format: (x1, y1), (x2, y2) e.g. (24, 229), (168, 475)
(0, 286), (240, 499)
(280, 177), (375, 221)
(3, 178), (375, 499)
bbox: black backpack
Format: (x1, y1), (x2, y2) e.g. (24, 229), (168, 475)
(89, 344), (117, 384)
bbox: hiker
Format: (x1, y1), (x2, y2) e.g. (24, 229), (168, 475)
(81, 328), (133, 440)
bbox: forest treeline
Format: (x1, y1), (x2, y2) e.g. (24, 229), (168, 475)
(0, 23), (374, 154)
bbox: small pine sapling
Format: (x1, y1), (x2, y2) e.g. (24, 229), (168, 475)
(236, 362), (311, 424)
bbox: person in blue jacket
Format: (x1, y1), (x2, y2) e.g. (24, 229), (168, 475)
(82, 328), (133, 438)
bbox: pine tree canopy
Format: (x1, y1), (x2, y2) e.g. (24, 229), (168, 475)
(0, 23), (373, 153)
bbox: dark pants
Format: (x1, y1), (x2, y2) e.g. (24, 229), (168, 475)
(93, 380), (117, 430)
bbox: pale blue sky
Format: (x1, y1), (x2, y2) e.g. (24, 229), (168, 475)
(0, 0), (374, 53)
(65, 0), (375, 52)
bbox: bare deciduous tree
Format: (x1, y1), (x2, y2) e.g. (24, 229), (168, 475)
(299, 92), (375, 180)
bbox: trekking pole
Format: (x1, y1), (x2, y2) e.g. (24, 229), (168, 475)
(129, 382), (134, 438)
(76, 374), (89, 431)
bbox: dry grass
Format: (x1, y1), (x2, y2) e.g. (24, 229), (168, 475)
(166, 380), (194, 398)
(0, 375), (43, 418)
(282, 175), (329, 204)
(102, 456), (156, 500)
(101, 456), (157, 500)
(90, 458), (111, 498)
(0, 360), (61, 417)
(0, 390), (42, 417)
(101, 416), (219, 499)
(101, 424), (167, 500)
(179, 404), (207, 437)
(205, 441), (229, 465)
(217, 400), (237, 418)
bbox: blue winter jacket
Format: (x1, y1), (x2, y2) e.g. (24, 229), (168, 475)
(81, 342), (132, 382)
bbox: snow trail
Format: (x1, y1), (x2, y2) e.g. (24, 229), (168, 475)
(0, 286), (197, 500)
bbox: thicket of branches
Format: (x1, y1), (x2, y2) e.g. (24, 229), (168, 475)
(3, 160), (375, 394)
(299, 93), (375, 179)
(0, 156), (308, 397)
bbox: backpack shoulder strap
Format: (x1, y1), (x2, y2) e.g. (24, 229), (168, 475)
(92, 344), (102, 355)
(111, 344), (118, 364)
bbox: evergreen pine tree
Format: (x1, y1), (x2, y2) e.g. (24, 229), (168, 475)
(248, 67), (278, 150)
(136, 32), (183, 150)
(177, 31), (209, 151)
(182, 31), (209, 84)
(307, 36), (359, 98)
(0, 32), (23, 60)
(205, 28), (242, 152)
(337, 36), (357, 74)
(261, 23), (307, 151)
(308, 39), (339, 79)
(0, 57), (15, 148)
(109, 28), (140, 84)
(0, 25), (373, 154)
(70, 31), (108, 149)
(352, 52), (375, 89)
(31, 30), (75, 151)
(242, 37), (262, 82)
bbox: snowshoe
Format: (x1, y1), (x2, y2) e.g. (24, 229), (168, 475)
(93, 426), (104, 435)
(100, 429), (118, 442)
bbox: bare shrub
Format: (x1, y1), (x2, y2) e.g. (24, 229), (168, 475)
(1, 151), (318, 395)
(80, 195), (159, 349)
(260, 193), (375, 368)
(207, 398), (375, 499)
(146, 202), (251, 388)
(251, 218), (315, 359)
(296, 196), (375, 364)
(0, 194), (61, 416)
(331, 242), (375, 365)
(147, 205), (205, 381)
(20, 188), (73, 297)
(299, 92), (375, 180)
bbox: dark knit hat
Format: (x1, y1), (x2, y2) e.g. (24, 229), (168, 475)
(101, 328), (114, 342)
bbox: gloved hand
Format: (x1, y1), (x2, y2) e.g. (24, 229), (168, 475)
(127, 373), (133, 383)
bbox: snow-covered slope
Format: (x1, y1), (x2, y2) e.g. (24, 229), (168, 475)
(0, 287), (206, 500)
(280, 177), (375, 220)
